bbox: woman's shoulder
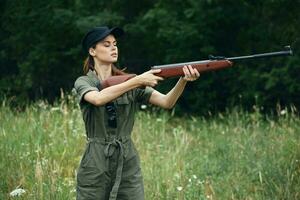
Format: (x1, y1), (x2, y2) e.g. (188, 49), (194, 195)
(74, 75), (88, 83)
(74, 75), (88, 87)
(74, 74), (100, 89)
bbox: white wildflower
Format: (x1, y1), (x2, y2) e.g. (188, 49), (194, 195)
(192, 174), (197, 179)
(10, 188), (26, 197)
(176, 186), (183, 191)
(140, 104), (147, 109)
(50, 107), (60, 111)
(280, 110), (287, 115)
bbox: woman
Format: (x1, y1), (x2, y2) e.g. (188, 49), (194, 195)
(74, 26), (200, 200)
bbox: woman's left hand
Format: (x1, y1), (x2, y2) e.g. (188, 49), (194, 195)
(182, 65), (200, 81)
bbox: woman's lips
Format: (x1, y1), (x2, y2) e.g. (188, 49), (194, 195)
(111, 53), (117, 57)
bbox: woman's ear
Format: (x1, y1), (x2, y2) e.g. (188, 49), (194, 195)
(89, 48), (96, 56)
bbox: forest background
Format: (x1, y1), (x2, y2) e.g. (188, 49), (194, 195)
(1, 0), (299, 114)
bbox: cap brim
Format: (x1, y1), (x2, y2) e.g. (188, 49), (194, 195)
(91, 27), (124, 46)
(97, 27), (124, 43)
(109, 27), (124, 38)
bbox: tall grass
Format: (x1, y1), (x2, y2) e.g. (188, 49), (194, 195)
(0, 97), (299, 199)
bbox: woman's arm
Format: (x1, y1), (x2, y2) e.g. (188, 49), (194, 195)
(84, 69), (163, 106)
(149, 65), (200, 109)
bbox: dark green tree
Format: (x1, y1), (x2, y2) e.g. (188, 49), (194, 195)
(0, 0), (299, 114)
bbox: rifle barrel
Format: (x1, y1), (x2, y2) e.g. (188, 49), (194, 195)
(227, 46), (293, 61)
(152, 46), (293, 69)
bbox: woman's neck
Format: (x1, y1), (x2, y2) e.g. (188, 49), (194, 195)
(94, 60), (112, 80)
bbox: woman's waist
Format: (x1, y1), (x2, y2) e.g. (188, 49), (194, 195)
(86, 135), (131, 144)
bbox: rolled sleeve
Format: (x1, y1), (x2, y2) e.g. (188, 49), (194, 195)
(135, 86), (154, 104)
(74, 76), (99, 104)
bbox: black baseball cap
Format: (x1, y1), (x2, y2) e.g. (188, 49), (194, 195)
(82, 26), (124, 54)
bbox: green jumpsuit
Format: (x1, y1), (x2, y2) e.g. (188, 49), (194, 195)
(74, 70), (154, 200)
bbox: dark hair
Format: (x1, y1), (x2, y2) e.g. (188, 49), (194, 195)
(83, 45), (126, 75)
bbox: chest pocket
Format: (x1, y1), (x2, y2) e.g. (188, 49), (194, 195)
(115, 91), (137, 133)
(116, 96), (130, 105)
(115, 91), (133, 105)
(115, 92), (134, 122)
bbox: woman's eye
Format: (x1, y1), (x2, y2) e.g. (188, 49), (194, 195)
(103, 42), (117, 47)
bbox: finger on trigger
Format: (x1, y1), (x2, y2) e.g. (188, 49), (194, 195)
(151, 69), (161, 74)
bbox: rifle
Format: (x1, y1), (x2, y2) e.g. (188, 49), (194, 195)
(101, 46), (293, 88)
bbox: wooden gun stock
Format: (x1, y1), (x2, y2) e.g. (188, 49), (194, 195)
(101, 74), (137, 88)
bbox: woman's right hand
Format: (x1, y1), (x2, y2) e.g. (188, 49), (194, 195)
(135, 69), (164, 87)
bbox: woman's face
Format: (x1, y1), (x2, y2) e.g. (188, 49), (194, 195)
(90, 34), (118, 64)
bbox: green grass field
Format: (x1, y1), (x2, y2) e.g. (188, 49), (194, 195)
(0, 97), (299, 200)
